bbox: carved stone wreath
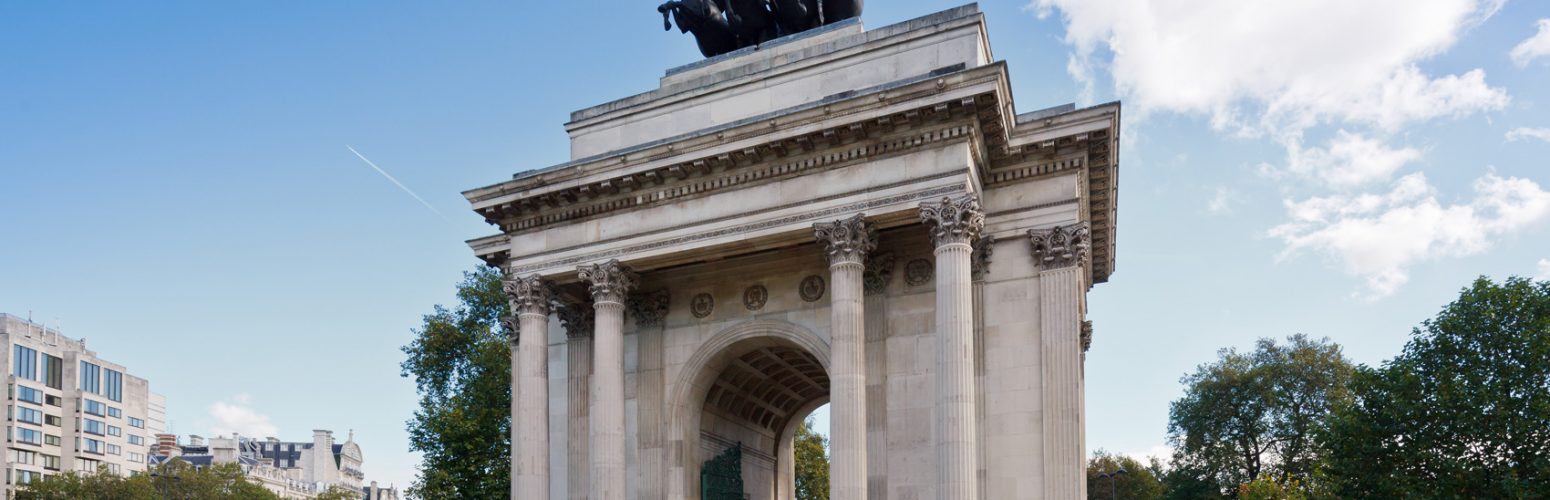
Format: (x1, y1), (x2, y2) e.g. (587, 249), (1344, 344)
(799, 275), (825, 302)
(743, 285), (768, 311)
(691, 293), (715, 318)
(904, 259), (933, 286)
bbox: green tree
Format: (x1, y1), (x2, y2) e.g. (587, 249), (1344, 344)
(1167, 334), (1352, 496)
(17, 461), (276, 499)
(1235, 475), (1307, 500)
(400, 267), (512, 498)
(1324, 276), (1550, 498)
(794, 417), (830, 500)
(1086, 450), (1165, 499)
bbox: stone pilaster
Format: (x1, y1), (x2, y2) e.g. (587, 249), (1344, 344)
(813, 213), (876, 500)
(629, 289), (670, 500)
(920, 195), (985, 500)
(579, 260), (637, 500)
(503, 274), (553, 500)
(559, 303), (593, 500)
(1029, 223), (1090, 500)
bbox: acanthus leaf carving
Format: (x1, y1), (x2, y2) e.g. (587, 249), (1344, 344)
(628, 289), (671, 328)
(919, 195), (985, 247)
(1028, 223), (1091, 270)
(863, 252), (897, 296)
(813, 213), (878, 265)
(578, 260), (638, 304)
(558, 301), (595, 339)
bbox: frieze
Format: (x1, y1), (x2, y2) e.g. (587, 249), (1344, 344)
(507, 184), (964, 275)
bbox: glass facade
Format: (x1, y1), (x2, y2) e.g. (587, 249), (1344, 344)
(13, 345), (37, 380)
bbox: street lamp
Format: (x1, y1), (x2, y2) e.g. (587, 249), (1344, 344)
(1097, 467), (1128, 500)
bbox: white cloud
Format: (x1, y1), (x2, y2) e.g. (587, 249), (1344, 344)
(209, 393), (279, 439)
(1034, 0), (1522, 297)
(1275, 130), (1423, 188)
(1506, 127), (1550, 143)
(1537, 258), (1550, 280)
(1206, 186), (1236, 214)
(1271, 172), (1550, 299)
(1033, 0), (1508, 137)
(1510, 19), (1550, 67)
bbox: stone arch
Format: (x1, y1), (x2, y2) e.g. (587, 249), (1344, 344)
(664, 319), (831, 499)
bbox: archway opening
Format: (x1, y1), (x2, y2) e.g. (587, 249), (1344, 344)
(698, 344), (829, 500)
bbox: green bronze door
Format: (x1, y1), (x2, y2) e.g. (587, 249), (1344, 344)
(701, 443), (745, 500)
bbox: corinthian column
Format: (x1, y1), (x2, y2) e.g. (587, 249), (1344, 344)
(504, 274), (554, 500)
(1029, 223), (1091, 500)
(579, 260), (637, 500)
(813, 213), (877, 500)
(920, 196), (985, 500)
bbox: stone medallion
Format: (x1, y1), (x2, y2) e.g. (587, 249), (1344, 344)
(743, 284), (768, 310)
(904, 258), (933, 286)
(799, 275), (825, 302)
(690, 293), (714, 318)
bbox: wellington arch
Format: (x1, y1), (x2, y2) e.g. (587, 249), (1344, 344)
(461, 5), (1120, 499)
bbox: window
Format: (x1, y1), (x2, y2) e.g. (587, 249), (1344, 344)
(16, 427), (42, 445)
(16, 385), (42, 405)
(44, 434), (60, 446)
(107, 407), (121, 418)
(76, 458), (99, 472)
(44, 395), (60, 407)
(81, 437), (103, 454)
(107, 463), (120, 475)
(128, 435), (144, 446)
(78, 361), (100, 395)
(127, 452), (144, 463)
(103, 369), (122, 402)
(16, 470), (39, 484)
(17, 407), (42, 425)
(41, 355), (62, 390)
(44, 415), (60, 427)
(128, 417), (144, 428)
(42, 454), (59, 471)
(106, 444), (120, 455)
(107, 425), (121, 437)
(83, 418), (105, 435)
(13, 449), (36, 465)
(13, 345), (37, 380)
(83, 399), (106, 416)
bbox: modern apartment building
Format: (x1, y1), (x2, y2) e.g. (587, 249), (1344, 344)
(0, 313), (163, 496)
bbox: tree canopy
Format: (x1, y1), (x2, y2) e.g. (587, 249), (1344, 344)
(1324, 276), (1550, 497)
(15, 461), (280, 499)
(400, 267), (512, 498)
(1086, 450), (1165, 500)
(794, 416), (830, 500)
(1167, 334), (1353, 496)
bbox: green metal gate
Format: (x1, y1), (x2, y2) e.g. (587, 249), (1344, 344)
(700, 443), (745, 500)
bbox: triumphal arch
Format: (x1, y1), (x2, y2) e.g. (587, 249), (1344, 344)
(463, 5), (1119, 499)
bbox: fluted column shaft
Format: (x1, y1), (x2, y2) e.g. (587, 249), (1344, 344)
(580, 261), (636, 500)
(1030, 223), (1091, 500)
(504, 275), (553, 500)
(565, 333), (591, 500)
(921, 196), (985, 500)
(814, 214), (876, 500)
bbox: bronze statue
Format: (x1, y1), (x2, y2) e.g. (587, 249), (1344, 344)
(660, 0), (863, 58)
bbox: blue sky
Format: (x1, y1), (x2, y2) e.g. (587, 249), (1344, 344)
(3, 0), (1549, 488)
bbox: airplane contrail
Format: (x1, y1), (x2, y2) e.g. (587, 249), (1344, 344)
(347, 145), (455, 226)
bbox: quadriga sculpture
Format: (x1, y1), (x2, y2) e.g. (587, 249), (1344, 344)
(659, 0), (863, 58)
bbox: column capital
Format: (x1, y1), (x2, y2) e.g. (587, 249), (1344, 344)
(971, 234), (996, 280)
(579, 260), (638, 304)
(503, 274), (554, 316)
(863, 252), (896, 296)
(1028, 223), (1091, 270)
(628, 289), (671, 328)
(813, 213), (878, 265)
(557, 301), (594, 339)
(919, 195), (985, 247)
